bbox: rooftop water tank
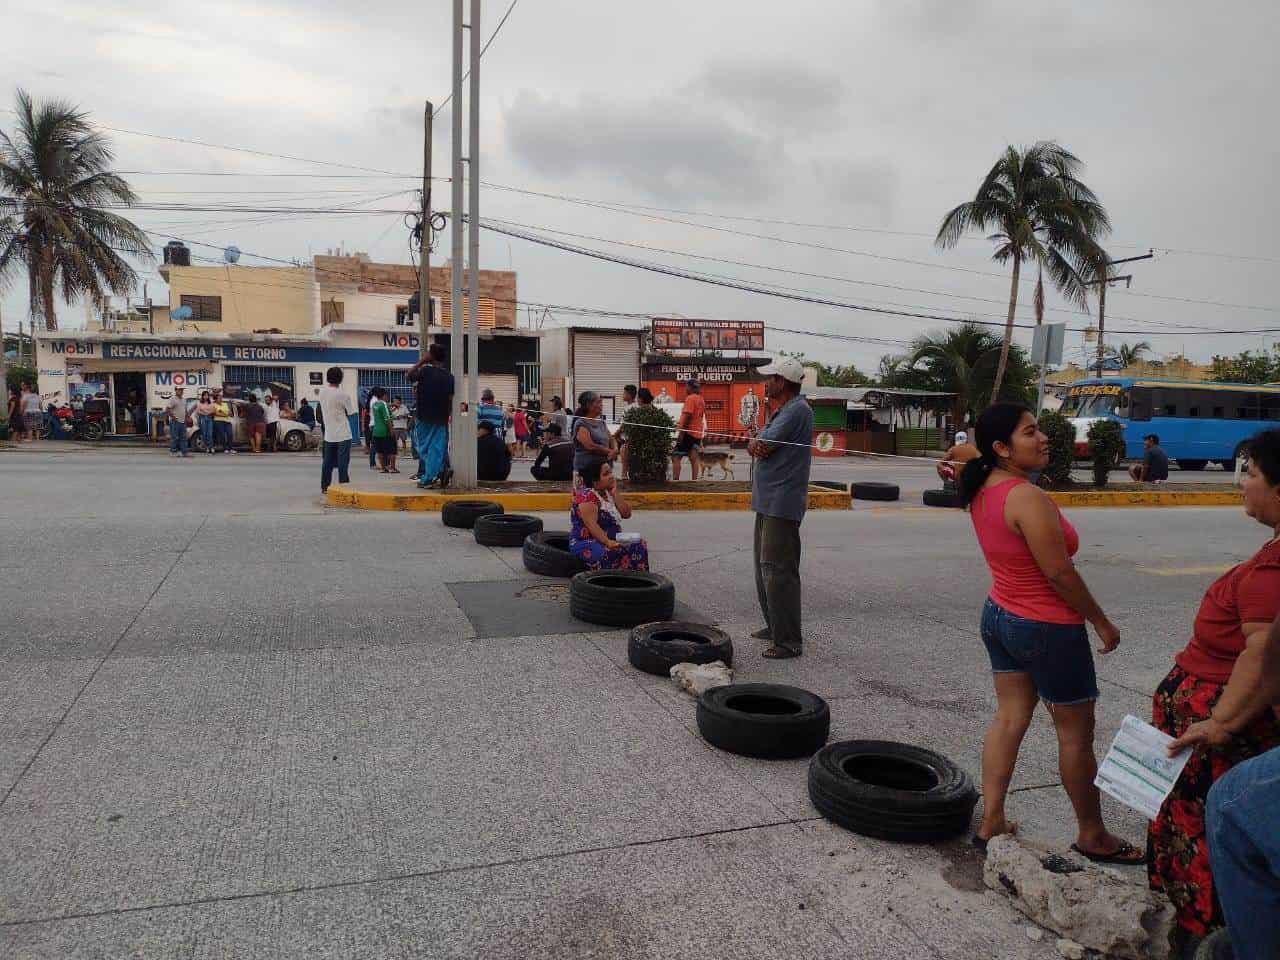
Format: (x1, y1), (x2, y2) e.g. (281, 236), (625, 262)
(163, 240), (191, 267)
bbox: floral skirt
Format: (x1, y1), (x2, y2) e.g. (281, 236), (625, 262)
(1147, 664), (1280, 936)
(570, 538), (649, 572)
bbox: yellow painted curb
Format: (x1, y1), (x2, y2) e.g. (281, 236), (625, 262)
(1048, 489), (1241, 508)
(326, 485), (850, 512)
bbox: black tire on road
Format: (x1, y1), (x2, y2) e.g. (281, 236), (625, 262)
(474, 513), (543, 547)
(696, 683), (830, 759)
(1177, 459), (1208, 471)
(441, 500), (504, 529)
(852, 481), (899, 502)
(628, 621), (733, 676)
(923, 488), (963, 508)
(569, 570), (675, 628)
(808, 740), (978, 841)
(523, 531), (587, 577)
(80, 421), (106, 442)
(283, 430), (306, 452)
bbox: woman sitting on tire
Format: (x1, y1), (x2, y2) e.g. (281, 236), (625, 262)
(570, 460), (648, 571)
(1147, 428), (1280, 952)
(961, 403), (1142, 865)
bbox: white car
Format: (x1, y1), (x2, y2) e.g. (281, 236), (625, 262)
(185, 398), (317, 452)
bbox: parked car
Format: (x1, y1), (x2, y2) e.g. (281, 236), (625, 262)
(185, 398), (316, 452)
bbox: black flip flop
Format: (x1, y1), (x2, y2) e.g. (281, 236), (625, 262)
(1070, 840), (1147, 866)
(762, 645), (801, 659)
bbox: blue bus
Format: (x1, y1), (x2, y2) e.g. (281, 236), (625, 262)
(1061, 377), (1280, 469)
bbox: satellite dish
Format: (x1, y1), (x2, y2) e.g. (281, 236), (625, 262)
(224, 245), (241, 264)
(172, 305), (194, 321)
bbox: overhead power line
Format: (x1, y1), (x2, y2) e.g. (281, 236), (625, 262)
(435, 0), (523, 114)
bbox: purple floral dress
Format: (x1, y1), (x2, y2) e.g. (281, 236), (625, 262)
(569, 487), (649, 571)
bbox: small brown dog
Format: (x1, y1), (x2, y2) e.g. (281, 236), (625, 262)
(699, 450), (735, 480)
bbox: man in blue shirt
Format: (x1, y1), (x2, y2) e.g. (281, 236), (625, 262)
(747, 357), (813, 659)
(407, 343), (455, 488)
(477, 389), (506, 437)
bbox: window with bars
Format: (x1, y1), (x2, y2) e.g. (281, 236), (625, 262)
(179, 295), (222, 322)
(321, 300), (345, 325)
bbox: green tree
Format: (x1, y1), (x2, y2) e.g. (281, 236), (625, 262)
(0, 89), (151, 330)
(1109, 340), (1151, 368)
(781, 351), (869, 387)
(1209, 348), (1279, 385)
(935, 141), (1109, 401)
(885, 322), (1036, 425)
(1037, 410), (1076, 489)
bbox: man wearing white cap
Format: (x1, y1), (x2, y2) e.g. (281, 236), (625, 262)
(747, 356), (813, 659)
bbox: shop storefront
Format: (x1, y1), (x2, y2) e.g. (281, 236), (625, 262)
(36, 327), (540, 436)
(641, 358), (770, 444)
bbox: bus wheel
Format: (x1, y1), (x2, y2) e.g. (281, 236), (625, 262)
(1177, 459), (1208, 471)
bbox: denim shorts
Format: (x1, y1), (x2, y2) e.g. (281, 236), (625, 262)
(980, 598), (1098, 705)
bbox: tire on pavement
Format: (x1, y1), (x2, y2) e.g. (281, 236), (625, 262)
(441, 500), (504, 529)
(474, 513), (543, 547)
(569, 570), (675, 628)
(628, 621), (733, 676)
(696, 683), (830, 759)
(523, 531), (586, 577)
(852, 481), (899, 502)
(807, 739), (978, 841)
(922, 488), (963, 508)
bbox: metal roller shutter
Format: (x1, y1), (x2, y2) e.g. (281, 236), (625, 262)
(479, 374), (519, 410)
(573, 333), (640, 420)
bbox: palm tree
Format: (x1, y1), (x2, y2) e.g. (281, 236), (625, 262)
(936, 141), (1110, 402)
(905, 323), (1005, 426)
(1109, 340), (1151, 369)
(0, 89), (151, 330)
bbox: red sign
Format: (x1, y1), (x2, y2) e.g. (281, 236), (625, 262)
(652, 318), (765, 351)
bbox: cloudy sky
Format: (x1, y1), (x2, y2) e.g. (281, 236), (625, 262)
(4, 0), (1279, 372)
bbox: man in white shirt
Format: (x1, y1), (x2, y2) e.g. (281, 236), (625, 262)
(264, 393), (281, 451)
(164, 386), (190, 458)
(318, 367), (355, 493)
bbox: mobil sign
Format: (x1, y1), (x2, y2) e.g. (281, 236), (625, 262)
(383, 332), (420, 349)
(50, 340), (97, 356)
(155, 370), (210, 388)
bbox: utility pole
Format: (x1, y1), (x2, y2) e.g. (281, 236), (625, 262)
(449, 0), (470, 488)
(466, 0), (481, 489)
(1089, 250), (1154, 376)
(418, 101), (433, 360)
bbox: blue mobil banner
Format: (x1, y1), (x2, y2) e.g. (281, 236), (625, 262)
(100, 340), (423, 365)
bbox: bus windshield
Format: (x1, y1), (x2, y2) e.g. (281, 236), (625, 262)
(1062, 392), (1122, 418)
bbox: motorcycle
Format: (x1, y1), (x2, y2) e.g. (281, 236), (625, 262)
(43, 405), (108, 442)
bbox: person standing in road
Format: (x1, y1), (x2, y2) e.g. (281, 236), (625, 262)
(618, 384), (638, 478)
(319, 367), (354, 493)
(390, 397), (410, 452)
(21, 382), (44, 443)
(959, 402), (1141, 864)
(369, 386), (397, 473)
(477, 389), (505, 437)
(212, 389), (235, 454)
(164, 386), (190, 458)
(264, 394), (281, 452)
(407, 343), (455, 489)
(747, 357), (813, 659)
(671, 379), (706, 481)
(194, 391), (216, 454)
(244, 393), (267, 454)
(513, 404), (529, 459)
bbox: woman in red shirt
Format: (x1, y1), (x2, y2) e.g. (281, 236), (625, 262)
(961, 403), (1141, 864)
(1149, 428), (1280, 949)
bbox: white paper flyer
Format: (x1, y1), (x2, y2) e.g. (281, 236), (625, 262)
(1095, 714), (1193, 820)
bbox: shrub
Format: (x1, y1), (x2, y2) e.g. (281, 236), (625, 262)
(1087, 419), (1125, 488)
(621, 403), (676, 484)
(1037, 411), (1075, 489)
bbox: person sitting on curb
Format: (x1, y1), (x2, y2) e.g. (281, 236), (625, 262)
(938, 429), (981, 487)
(531, 422), (574, 481)
(1128, 433), (1169, 483)
(476, 421), (511, 481)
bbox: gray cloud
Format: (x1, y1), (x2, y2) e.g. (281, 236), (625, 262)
(809, 156), (898, 221)
(503, 90), (781, 204)
(686, 58), (845, 134)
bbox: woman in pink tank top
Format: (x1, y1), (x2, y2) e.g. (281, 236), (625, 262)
(961, 403), (1142, 865)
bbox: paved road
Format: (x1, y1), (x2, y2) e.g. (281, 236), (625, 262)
(0, 447), (1262, 958)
